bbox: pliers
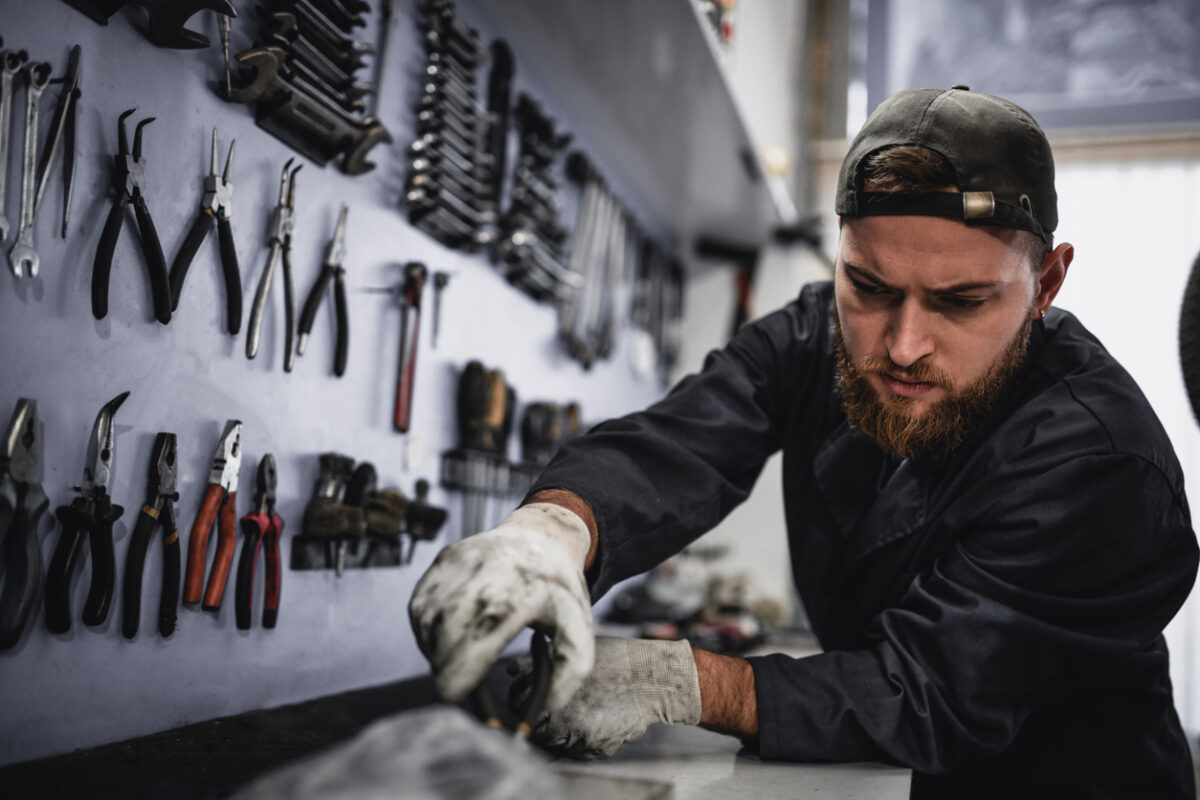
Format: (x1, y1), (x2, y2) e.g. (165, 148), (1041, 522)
(235, 454), (283, 630)
(297, 204), (350, 377)
(246, 159), (301, 371)
(468, 630), (553, 739)
(183, 420), (242, 611)
(121, 432), (181, 639)
(92, 109), (172, 325)
(168, 128), (242, 334)
(45, 391), (129, 633)
(0, 399), (49, 650)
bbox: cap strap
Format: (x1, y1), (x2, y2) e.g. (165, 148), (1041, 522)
(856, 191), (1047, 242)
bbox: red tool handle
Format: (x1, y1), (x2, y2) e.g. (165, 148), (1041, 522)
(183, 484), (225, 604)
(263, 513), (284, 628)
(202, 490), (238, 611)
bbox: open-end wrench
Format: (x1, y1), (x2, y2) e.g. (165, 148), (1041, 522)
(9, 63), (51, 277)
(0, 50), (27, 242)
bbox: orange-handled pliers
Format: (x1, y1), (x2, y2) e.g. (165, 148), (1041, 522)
(183, 420), (242, 610)
(235, 453), (283, 630)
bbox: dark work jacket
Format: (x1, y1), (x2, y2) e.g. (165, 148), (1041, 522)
(529, 281), (1199, 799)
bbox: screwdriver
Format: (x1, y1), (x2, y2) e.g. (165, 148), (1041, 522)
(394, 261), (428, 433)
(455, 361), (512, 535)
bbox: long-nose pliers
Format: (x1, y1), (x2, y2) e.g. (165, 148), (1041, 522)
(247, 160), (301, 371)
(297, 204), (350, 377)
(92, 109), (172, 325)
(235, 453), (283, 630)
(183, 420), (242, 612)
(121, 432), (181, 639)
(169, 128), (242, 334)
(45, 391), (129, 633)
(0, 398), (49, 650)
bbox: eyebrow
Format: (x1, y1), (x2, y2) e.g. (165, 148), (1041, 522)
(843, 261), (1001, 295)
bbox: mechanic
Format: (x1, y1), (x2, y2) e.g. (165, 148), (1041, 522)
(410, 86), (1200, 798)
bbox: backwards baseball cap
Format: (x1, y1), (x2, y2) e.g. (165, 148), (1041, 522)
(836, 86), (1056, 242)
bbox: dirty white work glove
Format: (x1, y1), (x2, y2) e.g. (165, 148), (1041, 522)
(408, 503), (594, 711)
(514, 636), (702, 759)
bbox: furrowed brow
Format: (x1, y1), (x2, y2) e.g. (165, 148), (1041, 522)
(843, 262), (894, 289)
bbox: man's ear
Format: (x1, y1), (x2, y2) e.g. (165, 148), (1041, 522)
(1036, 242), (1074, 313)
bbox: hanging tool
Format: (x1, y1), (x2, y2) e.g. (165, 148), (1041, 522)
(235, 454), (283, 630)
(44, 391), (129, 633)
(8, 62), (51, 277)
(183, 420), (242, 611)
(431, 270), (450, 349)
(169, 128), (242, 334)
(0, 399), (48, 650)
(121, 432), (181, 639)
(34, 45), (81, 232)
(220, 12), (233, 96)
(92, 108), (172, 324)
(247, 160), (300, 369)
(394, 261), (428, 433)
(442, 361), (513, 537)
(403, 478), (446, 564)
(0, 47), (27, 242)
(299, 452), (354, 574)
(297, 204), (350, 376)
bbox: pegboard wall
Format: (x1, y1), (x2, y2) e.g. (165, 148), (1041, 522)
(0, 0), (680, 763)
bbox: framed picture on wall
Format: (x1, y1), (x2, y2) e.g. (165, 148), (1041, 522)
(865, 0), (1200, 133)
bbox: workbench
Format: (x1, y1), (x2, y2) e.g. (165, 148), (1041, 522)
(559, 721), (911, 799)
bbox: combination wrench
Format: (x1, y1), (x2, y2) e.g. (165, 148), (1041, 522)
(9, 62), (51, 277)
(0, 50), (27, 242)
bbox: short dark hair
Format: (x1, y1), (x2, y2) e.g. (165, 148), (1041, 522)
(860, 145), (1053, 270)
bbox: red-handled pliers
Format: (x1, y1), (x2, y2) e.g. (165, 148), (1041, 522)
(235, 453), (283, 630)
(183, 420), (242, 611)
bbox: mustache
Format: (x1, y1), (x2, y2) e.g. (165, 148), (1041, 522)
(853, 354), (953, 390)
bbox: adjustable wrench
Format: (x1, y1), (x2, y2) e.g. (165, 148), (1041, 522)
(0, 50), (27, 242)
(9, 63), (51, 277)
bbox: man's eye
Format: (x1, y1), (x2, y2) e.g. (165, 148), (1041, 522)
(939, 295), (985, 310)
(850, 277), (889, 297)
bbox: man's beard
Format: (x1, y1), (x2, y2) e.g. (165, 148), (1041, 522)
(834, 312), (1032, 462)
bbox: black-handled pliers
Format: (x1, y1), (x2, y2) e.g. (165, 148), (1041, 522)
(169, 128), (242, 334)
(235, 453), (283, 630)
(468, 630), (553, 739)
(0, 399), (49, 650)
(45, 391), (129, 633)
(297, 204), (350, 377)
(92, 109), (172, 325)
(121, 432), (181, 639)
(246, 159), (301, 371)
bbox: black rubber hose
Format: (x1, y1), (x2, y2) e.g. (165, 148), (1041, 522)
(1179, 247), (1200, 426)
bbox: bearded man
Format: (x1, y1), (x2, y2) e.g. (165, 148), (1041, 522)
(410, 87), (1199, 798)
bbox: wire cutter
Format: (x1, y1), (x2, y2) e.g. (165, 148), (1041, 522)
(235, 454), (283, 630)
(169, 128), (242, 334)
(247, 159), (301, 371)
(0, 399), (49, 650)
(297, 204), (350, 377)
(121, 432), (181, 639)
(45, 391), (129, 633)
(183, 420), (242, 611)
(92, 109), (172, 325)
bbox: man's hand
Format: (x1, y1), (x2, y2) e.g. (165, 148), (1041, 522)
(513, 636), (702, 759)
(408, 503), (594, 711)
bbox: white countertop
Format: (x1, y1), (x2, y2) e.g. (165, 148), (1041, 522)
(556, 721), (911, 799)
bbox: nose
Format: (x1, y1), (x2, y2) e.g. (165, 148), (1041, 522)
(885, 299), (936, 369)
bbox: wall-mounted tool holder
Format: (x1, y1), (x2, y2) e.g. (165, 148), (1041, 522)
(219, 2), (391, 174)
(61, 0), (235, 50)
(292, 454), (446, 574)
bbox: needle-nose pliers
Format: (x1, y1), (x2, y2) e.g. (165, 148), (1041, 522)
(297, 204), (350, 377)
(169, 128), (242, 334)
(235, 453), (283, 630)
(45, 391), (129, 633)
(92, 109), (172, 325)
(0, 398), (48, 650)
(247, 159), (301, 370)
(121, 432), (181, 639)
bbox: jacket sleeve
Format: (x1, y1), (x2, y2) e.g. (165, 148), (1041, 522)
(528, 283), (834, 600)
(749, 452), (1199, 772)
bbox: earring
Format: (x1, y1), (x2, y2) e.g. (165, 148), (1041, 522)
(1039, 308), (1046, 319)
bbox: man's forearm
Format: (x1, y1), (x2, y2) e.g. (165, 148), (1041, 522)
(525, 488), (599, 569)
(694, 649), (758, 739)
